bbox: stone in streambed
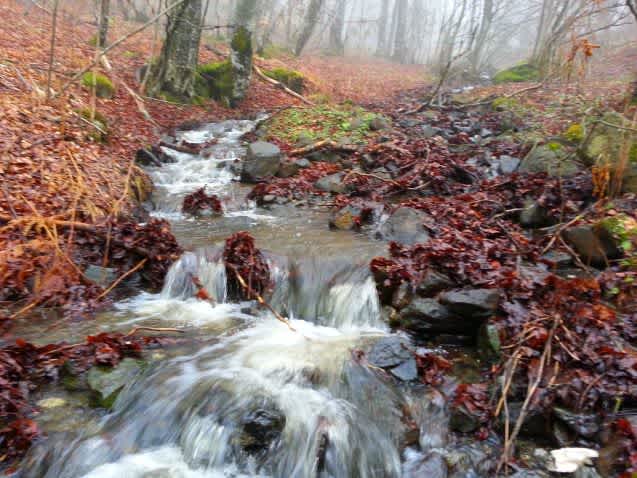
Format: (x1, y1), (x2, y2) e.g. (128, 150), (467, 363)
(84, 264), (118, 288)
(416, 269), (454, 297)
(87, 358), (145, 409)
(553, 407), (600, 439)
(399, 298), (471, 335)
(439, 288), (501, 319)
(276, 160), (300, 178)
(378, 207), (431, 245)
(241, 141), (282, 183)
(520, 199), (549, 229)
(315, 172), (348, 194)
(329, 204), (371, 230)
(368, 336), (413, 368)
(563, 225), (622, 267)
(240, 408), (285, 454)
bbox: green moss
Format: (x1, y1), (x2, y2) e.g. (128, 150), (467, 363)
(492, 97), (519, 111)
(630, 143), (637, 163)
(547, 142), (563, 152)
(88, 34), (98, 47)
(81, 72), (115, 98)
(123, 50), (138, 59)
(264, 67), (305, 93)
(564, 123), (584, 143)
(195, 60), (234, 106)
(263, 105), (383, 145)
(76, 107), (108, 142)
(493, 63), (540, 84)
(231, 26), (252, 61)
(260, 44), (292, 59)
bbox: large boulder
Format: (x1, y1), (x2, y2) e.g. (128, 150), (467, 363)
(241, 141), (282, 182)
(563, 224), (622, 267)
(378, 207), (431, 245)
(519, 144), (581, 177)
(583, 112), (637, 193)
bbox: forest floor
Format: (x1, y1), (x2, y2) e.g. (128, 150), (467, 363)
(1, 0), (637, 474)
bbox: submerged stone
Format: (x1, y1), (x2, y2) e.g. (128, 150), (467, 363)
(368, 336), (413, 368)
(87, 358), (145, 409)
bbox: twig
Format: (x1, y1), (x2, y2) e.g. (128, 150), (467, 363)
(125, 326), (184, 337)
(596, 119), (637, 133)
(96, 258), (148, 301)
(288, 139), (359, 157)
(227, 264), (296, 332)
(45, 0), (60, 100)
(541, 208), (592, 255)
(55, 0), (187, 97)
(344, 170), (402, 187)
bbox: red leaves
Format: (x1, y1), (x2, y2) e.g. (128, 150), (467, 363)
(223, 232), (270, 301)
(415, 353), (451, 386)
(182, 187), (223, 216)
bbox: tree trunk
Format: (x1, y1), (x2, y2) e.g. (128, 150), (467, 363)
(328, 0), (346, 55)
(98, 0), (110, 48)
(294, 0), (324, 56)
(146, 0), (202, 100)
(469, 0), (493, 74)
(228, 26), (253, 106)
(391, 0), (408, 63)
(376, 0), (390, 56)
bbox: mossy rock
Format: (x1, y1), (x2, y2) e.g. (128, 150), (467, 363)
(493, 63), (539, 84)
(264, 67), (305, 93)
(76, 107), (109, 142)
(196, 60), (234, 107)
(262, 105), (382, 145)
(81, 72), (116, 99)
(87, 358), (145, 409)
(519, 144), (581, 177)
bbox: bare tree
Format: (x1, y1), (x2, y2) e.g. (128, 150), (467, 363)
(329, 0), (347, 54)
(627, 0), (637, 20)
(390, 0), (408, 62)
(295, 0), (324, 56)
(376, 0), (391, 56)
(98, 0), (110, 47)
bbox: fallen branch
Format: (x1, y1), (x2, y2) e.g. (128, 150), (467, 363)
(253, 64), (315, 106)
(456, 82), (543, 109)
(227, 263), (296, 332)
(288, 139), (359, 157)
(344, 170), (402, 188)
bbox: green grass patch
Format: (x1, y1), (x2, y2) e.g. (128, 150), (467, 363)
(264, 67), (305, 93)
(493, 63), (539, 84)
(564, 123), (584, 143)
(263, 105), (386, 145)
(81, 72), (115, 98)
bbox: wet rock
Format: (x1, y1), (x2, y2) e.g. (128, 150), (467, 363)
(329, 204), (360, 230)
(369, 116), (391, 131)
(449, 407), (482, 433)
(477, 322), (501, 359)
(390, 358), (419, 381)
(37, 397), (67, 409)
(87, 358), (144, 409)
(403, 451), (448, 478)
(241, 141), (282, 183)
(498, 155), (520, 175)
(400, 298), (469, 335)
(553, 407), (600, 439)
(295, 158), (311, 168)
(307, 150), (341, 163)
(416, 269), (454, 297)
(391, 282), (413, 310)
(439, 288), (500, 319)
(563, 225), (621, 267)
(519, 144), (581, 177)
(541, 250), (573, 268)
(444, 442), (497, 477)
(381, 305), (399, 326)
(84, 264), (118, 288)
(497, 401), (550, 439)
(240, 408), (285, 454)
(421, 124), (440, 138)
(276, 160), (300, 178)
(135, 148), (162, 166)
(378, 207), (431, 245)
(520, 199), (550, 229)
(368, 336), (413, 368)
(315, 172), (348, 194)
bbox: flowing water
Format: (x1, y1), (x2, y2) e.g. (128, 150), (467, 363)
(18, 120), (475, 478)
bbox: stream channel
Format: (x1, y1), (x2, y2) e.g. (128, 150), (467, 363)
(15, 119), (495, 478)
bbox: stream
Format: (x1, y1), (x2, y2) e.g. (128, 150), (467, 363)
(16, 120), (494, 478)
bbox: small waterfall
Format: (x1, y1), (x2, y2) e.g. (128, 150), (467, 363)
(160, 249), (383, 330)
